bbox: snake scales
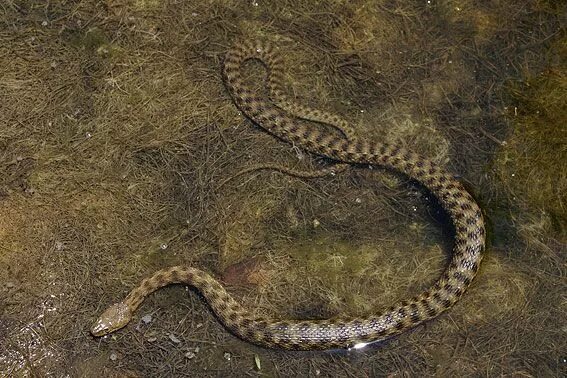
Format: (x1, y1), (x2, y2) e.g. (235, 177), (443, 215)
(91, 40), (485, 350)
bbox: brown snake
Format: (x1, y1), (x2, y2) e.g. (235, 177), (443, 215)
(91, 40), (485, 350)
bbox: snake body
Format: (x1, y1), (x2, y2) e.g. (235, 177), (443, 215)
(91, 40), (485, 351)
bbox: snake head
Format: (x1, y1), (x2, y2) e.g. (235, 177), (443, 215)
(91, 302), (132, 337)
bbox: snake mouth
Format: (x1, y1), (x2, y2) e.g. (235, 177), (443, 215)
(90, 318), (112, 337)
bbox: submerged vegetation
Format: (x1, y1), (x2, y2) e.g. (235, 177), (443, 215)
(0, 0), (564, 376)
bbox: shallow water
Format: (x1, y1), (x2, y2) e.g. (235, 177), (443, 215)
(0, 1), (565, 377)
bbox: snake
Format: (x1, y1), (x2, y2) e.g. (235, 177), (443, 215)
(91, 40), (485, 351)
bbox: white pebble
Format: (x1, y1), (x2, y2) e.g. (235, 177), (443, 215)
(141, 314), (152, 324)
(169, 333), (181, 343)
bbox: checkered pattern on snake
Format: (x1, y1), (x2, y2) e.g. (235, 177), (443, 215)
(91, 40), (485, 351)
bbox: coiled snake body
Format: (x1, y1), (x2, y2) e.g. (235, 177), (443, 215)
(91, 40), (485, 351)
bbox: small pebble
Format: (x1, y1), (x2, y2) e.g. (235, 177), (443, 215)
(6, 282), (15, 289)
(109, 352), (118, 361)
(147, 337), (157, 342)
(169, 333), (181, 343)
(185, 351), (196, 359)
(141, 314), (152, 324)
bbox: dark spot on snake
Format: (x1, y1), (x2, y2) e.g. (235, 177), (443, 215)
(433, 291), (443, 304)
(448, 260), (459, 271)
(467, 231), (480, 240)
(391, 146), (400, 156)
(452, 191), (465, 199)
(206, 290), (219, 302)
(453, 287), (464, 297)
(469, 261), (479, 272)
(244, 329), (257, 340)
(216, 302), (227, 312)
(240, 318), (252, 328)
(432, 184), (444, 193)
(345, 151), (356, 160)
(465, 217), (477, 225)
(453, 212), (465, 221)
(256, 320), (268, 329)
(228, 312), (238, 322)
(456, 226), (468, 234)
(169, 269), (180, 282)
(453, 271), (471, 286)
(301, 128), (313, 140)
(155, 273), (167, 285)
(414, 168), (425, 178)
(254, 105), (267, 115)
(425, 302), (437, 317)
(286, 123), (298, 134)
(260, 330), (274, 341)
(410, 312), (421, 324)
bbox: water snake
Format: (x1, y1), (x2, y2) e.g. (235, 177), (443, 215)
(91, 40), (485, 351)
